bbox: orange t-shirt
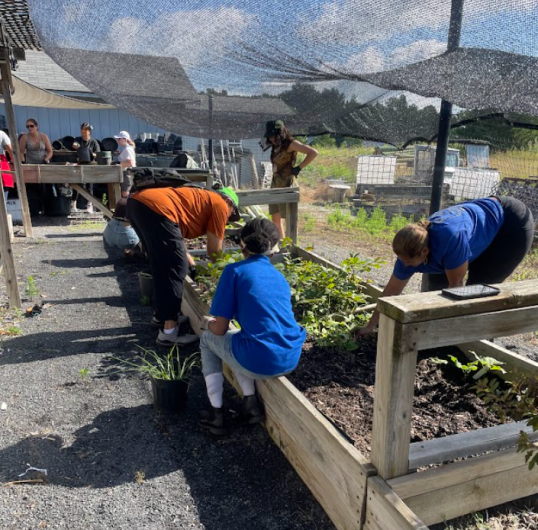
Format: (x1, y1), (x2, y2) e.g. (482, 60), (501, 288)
(131, 187), (229, 240)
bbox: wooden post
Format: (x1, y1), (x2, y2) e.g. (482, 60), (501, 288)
(371, 314), (417, 480)
(1, 60), (33, 237)
(0, 178), (21, 307)
(285, 201), (299, 243)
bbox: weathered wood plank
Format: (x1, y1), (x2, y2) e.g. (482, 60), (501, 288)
(458, 339), (538, 375)
(71, 185), (113, 219)
(2, 65), (33, 238)
(291, 245), (384, 301)
(371, 315), (417, 479)
(259, 376), (376, 530)
(409, 421), (538, 469)
(0, 179), (21, 307)
(23, 165), (123, 184)
(182, 275), (376, 530)
(236, 187), (300, 206)
(285, 200), (298, 243)
(363, 477), (428, 530)
(378, 280), (538, 324)
(389, 444), (538, 525)
(399, 305), (538, 354)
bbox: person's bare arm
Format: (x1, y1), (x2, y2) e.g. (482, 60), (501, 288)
(186, 252), (195, 267)
(445, 262), (468, 288)
(43, 134), (53, 162)
(288, 140), (318, 169)
(206, 231), (223, 262)
(207, 316), (230, 336)
(357, 274), (410, 336)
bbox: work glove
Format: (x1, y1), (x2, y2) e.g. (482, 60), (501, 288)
(201, 315), (216, 331)
(188, 265), (198, 281)
(291, 166), (301, 177)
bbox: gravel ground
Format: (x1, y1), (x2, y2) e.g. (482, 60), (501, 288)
(0, 220), (333, 530)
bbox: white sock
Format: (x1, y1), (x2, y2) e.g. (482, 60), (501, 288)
(233, 370), (256, 397)
(163, 326), (177, 335)
(205, 373), (224, 408)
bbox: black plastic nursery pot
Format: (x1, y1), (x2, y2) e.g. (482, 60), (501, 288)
(138, 272), (155, 303)
(150, 377), (189, 413)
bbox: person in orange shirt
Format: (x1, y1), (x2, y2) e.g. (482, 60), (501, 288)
(127, 186), (241, 346)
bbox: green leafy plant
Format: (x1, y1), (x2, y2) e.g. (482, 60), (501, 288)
(432, 352), (506, 379)
(140, 295), (151, 306)
(435, 353), (538, 470)
(79, 367), (90, 380)
(25, 276), (39, 298)
(117, 345), (199, 381)
(6, 326), (22, 336)
(194, 248), (383, 351)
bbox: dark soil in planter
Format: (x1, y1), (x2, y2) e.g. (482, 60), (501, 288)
(186, 237), (238, 252)
(288, 336), (499, 457)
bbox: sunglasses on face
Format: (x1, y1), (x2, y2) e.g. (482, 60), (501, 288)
(26, 125), (36, 129)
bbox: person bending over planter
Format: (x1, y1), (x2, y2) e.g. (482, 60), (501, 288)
(359, 196), (534, 335)
(127, 186), (241, 346)
(199, 218), (307, 435)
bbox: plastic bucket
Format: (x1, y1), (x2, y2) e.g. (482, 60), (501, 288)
(52, 140), (64, 150)
(102, 137), (119, 152)
(150, 377), (189, 413)
(96, 151), (112, 165)
(62, 136), (76, 151)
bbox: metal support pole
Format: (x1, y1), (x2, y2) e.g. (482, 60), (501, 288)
(424, 0), (464, 292)
(208, 94), (214, 170)
(1, 59), (33, 237)
(429, 0), (464, 216)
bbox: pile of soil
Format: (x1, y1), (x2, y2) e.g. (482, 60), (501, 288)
(288, 337), (499, 457)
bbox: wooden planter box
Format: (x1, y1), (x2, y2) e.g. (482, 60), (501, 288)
(182, 245), (538, 529)
(181, 184), (538, 529)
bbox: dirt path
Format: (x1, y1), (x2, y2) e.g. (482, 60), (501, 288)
(0, 222), (333, 530)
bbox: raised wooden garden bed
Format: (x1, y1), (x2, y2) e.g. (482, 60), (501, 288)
(181, 186), (538, 529)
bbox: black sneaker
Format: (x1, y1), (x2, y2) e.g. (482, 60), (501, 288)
(198, 407), (227, 435)
(238, 395), (265, 425)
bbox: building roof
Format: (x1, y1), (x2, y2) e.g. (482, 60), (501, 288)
(0, 0), (41, 50)
(14, 50), (92, 93)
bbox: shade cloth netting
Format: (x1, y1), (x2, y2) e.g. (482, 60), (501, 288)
(24, 0), (538, 144)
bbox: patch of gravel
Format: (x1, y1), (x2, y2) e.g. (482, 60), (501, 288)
(0, 220), (333, 530)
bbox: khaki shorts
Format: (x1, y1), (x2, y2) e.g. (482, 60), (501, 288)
(268, 173), (298, 217)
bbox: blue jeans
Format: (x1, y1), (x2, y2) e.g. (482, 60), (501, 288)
(200, 330), (290, 379)
(103, 219), (139, 250)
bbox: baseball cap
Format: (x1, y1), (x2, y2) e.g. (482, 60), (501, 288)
(263, 119), (285, 138)
(114, 131), (131, 140)
(219, 187), (241, 222)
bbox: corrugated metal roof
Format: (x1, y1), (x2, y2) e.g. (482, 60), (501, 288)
(14, 50), (91, 93)
(0, 0), (41, 50)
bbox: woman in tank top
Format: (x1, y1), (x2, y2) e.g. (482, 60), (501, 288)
(260, 120), (318, 237)
(19, 119), (53, 164)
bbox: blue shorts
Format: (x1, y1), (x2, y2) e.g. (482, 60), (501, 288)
(103, 219), (139, 251)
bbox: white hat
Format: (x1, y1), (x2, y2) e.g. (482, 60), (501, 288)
(114, 131), (131, 140)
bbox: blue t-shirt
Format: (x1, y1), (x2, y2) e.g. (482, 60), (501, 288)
(393, 198), (504, 280)
(210, 255), (306, 376)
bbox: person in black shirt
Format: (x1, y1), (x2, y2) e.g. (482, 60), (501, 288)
(72, 122), (101, 213)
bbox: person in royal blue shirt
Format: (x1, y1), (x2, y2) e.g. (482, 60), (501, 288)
(359, 196), (533, 335)
(198, 218), (306, 435)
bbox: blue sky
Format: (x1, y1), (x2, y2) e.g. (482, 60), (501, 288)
(28, 0), (538, 97)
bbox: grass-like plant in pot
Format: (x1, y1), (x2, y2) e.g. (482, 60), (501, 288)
(120, 345), (199, 413)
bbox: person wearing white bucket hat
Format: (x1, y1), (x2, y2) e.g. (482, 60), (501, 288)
(114, 131), (137, 196)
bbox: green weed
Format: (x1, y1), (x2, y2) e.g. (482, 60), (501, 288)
(79, 367), (90, 380)
(6, 326), (22, 335)
(25, 276), (39, 298)
(302, 213), (316, 233)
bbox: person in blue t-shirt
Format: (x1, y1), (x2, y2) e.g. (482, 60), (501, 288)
(359, 196), (533, 335)
(198, 218), (306, 435)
